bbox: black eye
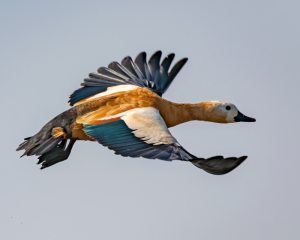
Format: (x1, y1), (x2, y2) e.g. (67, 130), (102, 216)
(226, 106), (231, 110)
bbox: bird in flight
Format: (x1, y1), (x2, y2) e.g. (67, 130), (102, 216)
(17, 51), (255, 174)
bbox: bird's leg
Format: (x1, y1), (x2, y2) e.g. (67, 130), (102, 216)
(39, 138), (77, 169)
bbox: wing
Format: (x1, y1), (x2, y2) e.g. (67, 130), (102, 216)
(69, 51), (188, 106)
(83, 107), (193, 161)
(81, 107), (247, 175)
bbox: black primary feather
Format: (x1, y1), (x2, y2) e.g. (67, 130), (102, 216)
(69, 51), (188, 105)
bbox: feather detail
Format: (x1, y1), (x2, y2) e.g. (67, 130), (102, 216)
(69, 51), (188, 105)
(52, 127), (66, 139)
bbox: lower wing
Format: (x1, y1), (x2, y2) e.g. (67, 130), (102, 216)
(80, 107), (247, 175)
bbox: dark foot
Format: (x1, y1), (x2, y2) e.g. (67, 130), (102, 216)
(190, 156), (247, 175)
(37, 139), (76, 170)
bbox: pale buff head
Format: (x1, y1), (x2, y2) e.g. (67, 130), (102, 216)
(199, 101), (256, 123)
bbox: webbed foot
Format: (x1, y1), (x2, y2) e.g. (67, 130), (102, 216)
(37, 139), (76, 169)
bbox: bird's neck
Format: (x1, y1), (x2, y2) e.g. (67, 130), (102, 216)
(159, 100), (210, 128)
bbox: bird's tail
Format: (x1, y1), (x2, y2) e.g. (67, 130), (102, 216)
(16, 135), (61, 157)
(16, 126), (74, 169)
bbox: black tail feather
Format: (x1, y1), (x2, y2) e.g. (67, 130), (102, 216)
(16, 140), (30, 151)
(27, 138), (61, 156)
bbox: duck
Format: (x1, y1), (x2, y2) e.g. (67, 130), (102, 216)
(16, 51), (256, 175)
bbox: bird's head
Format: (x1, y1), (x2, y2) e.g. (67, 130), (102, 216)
(199, 101), (256, 123)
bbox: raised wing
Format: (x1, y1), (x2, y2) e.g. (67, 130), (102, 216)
(69, 51), (188, 106)
(81, 107), (247, 175)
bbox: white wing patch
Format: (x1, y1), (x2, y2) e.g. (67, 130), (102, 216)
(87, 85), (138, 100)
(96, 107), (178, 145)
(122, 108), (177, 145)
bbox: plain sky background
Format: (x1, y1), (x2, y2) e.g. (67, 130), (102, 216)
(1, 0), (299, 239)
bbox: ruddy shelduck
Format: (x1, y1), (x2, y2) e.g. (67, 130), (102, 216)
(17, 51), (256, 175)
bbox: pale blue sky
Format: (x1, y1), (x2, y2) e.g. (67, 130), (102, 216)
(1, 0), (299, 239)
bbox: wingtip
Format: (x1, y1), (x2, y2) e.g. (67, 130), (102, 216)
(121, 56), (133, 65)
(181, 57), (188, 63)
(135, 51), (146, 60)
(148, 51), (162, 64)
(190, 155), (248, 175)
